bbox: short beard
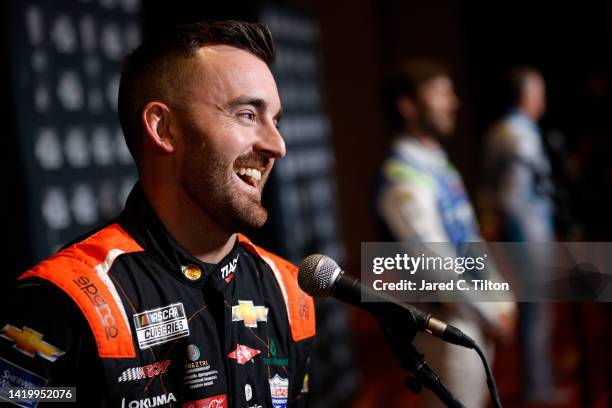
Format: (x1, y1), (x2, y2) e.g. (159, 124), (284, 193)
(180, 138), (269, 233)
(419, 110), (455, 140)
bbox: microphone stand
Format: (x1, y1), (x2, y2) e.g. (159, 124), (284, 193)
(400, 343), (465, 408)
(376, 311), (465, 408)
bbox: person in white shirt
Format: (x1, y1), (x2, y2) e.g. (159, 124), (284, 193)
(483, 66), (564, 404)
(376, 59), (516, 408)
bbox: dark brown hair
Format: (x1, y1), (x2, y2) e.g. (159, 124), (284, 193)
(383, 59), (449, 129)
(118, 20), (276, 162)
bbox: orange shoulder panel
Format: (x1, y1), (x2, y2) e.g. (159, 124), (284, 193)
(238, 234), (315, 342)
(19, 223), (143, 358)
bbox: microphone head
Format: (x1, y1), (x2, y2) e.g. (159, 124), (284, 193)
(298, 254), (342, 297)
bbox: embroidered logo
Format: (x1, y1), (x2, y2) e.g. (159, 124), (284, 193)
(1, 325), (65, 362)
(228, 344), (261, 365)
(133, 303), (189, 349)
(182, 264), (202, 281)
(117, 360), (171, 382)
(263, 338), (288, 366)
(231, 300), (268, 328)
(269, 374), (289, 408)
(220, 254), (239, 283)
(121, 392), (176, 408)
(182, 394), (227, 408)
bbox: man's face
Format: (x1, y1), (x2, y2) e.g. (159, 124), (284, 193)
(416, 76), (459, 138)
(521, 74), (546, 120)
(173, 45), (285, 232)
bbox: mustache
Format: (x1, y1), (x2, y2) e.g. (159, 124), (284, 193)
(234, 152), (269, 168)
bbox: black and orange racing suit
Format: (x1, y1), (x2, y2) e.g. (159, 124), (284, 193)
(0, 184), (315, 408)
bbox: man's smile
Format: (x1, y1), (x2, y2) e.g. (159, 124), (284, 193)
(235, 166), (262, 188)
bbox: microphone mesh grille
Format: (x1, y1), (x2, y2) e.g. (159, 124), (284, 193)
(298, 254), (339, 297)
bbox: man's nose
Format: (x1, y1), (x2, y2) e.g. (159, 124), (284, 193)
(256, 122), (286, 159)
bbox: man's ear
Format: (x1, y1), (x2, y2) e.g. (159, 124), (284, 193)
(142, 102), (175, 154)
(396, 95), (418, 122)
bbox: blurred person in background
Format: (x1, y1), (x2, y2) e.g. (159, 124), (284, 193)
(482, 66), (566, 404)
(375, 59), (516, 407)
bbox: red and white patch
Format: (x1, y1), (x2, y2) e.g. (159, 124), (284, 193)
(182, 394), (227, 408)
(117, 359), (171, 382)
(227, 344), (261, 365)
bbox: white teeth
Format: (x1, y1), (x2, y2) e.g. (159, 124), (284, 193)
(235, 167), (262, 182)
(248, 168), (262, 181)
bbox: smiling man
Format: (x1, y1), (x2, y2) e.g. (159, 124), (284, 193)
(1, 21), (315, 407)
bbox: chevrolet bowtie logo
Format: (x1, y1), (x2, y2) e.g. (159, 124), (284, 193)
(1, 324), (66, 362)
(231, 300), (268, 328)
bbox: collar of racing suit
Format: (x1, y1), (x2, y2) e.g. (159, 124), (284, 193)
(118, 182), (242, 288)
(393, 134), (450, 171)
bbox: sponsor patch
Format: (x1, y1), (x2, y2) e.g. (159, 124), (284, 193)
(245, 384), (252, 401)
(299, 294), (310, 320)
(73, 275), (120, 339)
(184, 359), (210, 370)
(186, 344), (200, 361)
(121, 392), (176, 408)
(269, 374), (289, 408)
(227, 344), (261, 365)
(181, 394), (227, 408)
(220, 254), (239, 283)
(181, 264), (202, 281)
(301, 373), (309, 393)
(183, 361), (218, 390)
(263, 339), (288, 366)
(1, 325), (65, 362)
(117, 360), (171, 383)
(133, 303), (189, 350)
(0, 357), (48, 408)
(231, 301), (268, 328)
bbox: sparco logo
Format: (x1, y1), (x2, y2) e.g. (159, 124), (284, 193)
(73, 275), (118, 338)
(117, 359), (171, 382)
(121, 392), (176, 408)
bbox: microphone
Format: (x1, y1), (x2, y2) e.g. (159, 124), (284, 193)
(298, 254), (476, 349)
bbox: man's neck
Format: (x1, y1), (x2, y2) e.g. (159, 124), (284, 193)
(142, 182), (236, 264)
(403, 126), (440, 149)
(516, 106), (539, 123)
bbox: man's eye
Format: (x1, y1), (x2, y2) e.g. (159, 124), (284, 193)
(239, 112), (256, 121)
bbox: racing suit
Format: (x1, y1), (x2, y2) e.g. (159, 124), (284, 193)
(0, 184), (315, 408)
